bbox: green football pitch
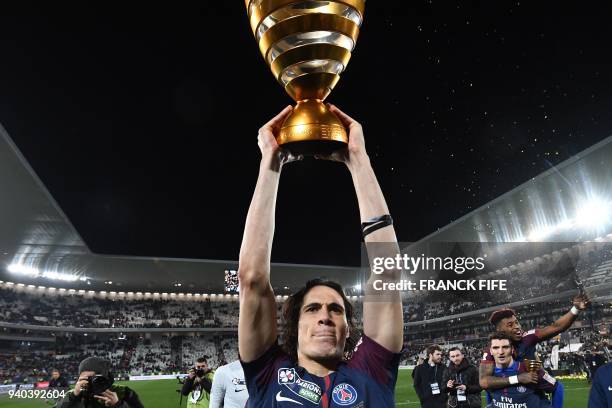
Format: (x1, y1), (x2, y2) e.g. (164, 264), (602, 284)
(0, 370), (591, 407)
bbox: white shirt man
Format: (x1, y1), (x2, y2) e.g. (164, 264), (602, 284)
(209, 360), (248, 408)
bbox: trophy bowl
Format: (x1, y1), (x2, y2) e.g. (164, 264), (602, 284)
(245, 0), (366, 155)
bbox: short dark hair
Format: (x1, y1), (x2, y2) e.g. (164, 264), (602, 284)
(281, 278), (357, 362)
(489, 331), (513, 344)
(489, 308), (516, 327)
(196, 357), (207, 364)
(426, 345), (442, 357)
(448, 347), (462, 354)
(52, 369), (60, 373)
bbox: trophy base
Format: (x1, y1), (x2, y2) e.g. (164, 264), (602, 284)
(277, 100), (348, 156)
(282, 140), (347, 156)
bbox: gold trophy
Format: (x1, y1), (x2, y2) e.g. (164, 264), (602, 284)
(245, 0), (366, 154)
(523, 358), (542, 372)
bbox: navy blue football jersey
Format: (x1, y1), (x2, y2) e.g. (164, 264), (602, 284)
(487, 360), (549, 408)
(241, 335), (401, 407)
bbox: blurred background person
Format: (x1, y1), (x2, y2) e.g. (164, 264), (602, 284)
(209, 360), (247, 408)
(443, 347), (481, 407)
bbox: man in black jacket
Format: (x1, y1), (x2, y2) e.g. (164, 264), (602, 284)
(49, 369), (69, 388)
(413, 345), (447, 408)
(443, 347), (481, 408)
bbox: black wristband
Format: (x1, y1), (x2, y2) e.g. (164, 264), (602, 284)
(361, 214), (393, 238)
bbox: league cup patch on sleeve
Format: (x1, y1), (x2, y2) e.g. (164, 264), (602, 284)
(278, 368), (296, 384)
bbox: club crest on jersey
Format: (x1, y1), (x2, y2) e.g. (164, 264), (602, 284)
(278, 368), (296, 384)
(332, 383), (358, 405)
(516, 386), (527, 393)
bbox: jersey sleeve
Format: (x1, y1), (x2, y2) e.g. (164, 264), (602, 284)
(240, 340), (287, 397)
(524, 328), (542, 344)
(346, 335), (402, 388)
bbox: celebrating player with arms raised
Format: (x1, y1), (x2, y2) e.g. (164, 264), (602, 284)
(237, 105), (403, 407)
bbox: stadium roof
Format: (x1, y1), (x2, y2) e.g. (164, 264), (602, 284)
(412, 134), (612, 246)
(2, 120), (611, 292)
(0, 123), (360, 292)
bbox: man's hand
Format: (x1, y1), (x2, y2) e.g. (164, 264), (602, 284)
(447, 379), (455, 389)
(73, 378), (89, 397)
(315, 104), (368, 171)
(94, 390), (119, 407)
(573, 293), (591, 310)
(518, 372), (539, 384)
(456, 384), (467, 391)
(258, 105), (302, 170)
(187, 368), (196, 379)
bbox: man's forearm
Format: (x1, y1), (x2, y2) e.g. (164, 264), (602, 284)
(479, 363), (510, 390)
(538, 310), (578, 340)
(349, 155), (399, 273)
(549, 311), (578, 334)
(239, 156), (280, 280)
(349, 155), (393, 234)
(479, 374), (511, 390)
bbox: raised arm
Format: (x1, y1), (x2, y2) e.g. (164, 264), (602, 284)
(238, 106), (300, 362)
(326, 105), (403, 353)
(536, 294), (590, 340)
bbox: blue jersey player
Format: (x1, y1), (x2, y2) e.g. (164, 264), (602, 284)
(237, 105), (404, 407)
(486, 332), (549, 408)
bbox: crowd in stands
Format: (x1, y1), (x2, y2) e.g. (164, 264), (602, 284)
(0, 242), (610, 385)
(1, 244), (609, 330)
(0, 335), (233, 384)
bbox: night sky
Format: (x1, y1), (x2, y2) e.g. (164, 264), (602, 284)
(1, 2), (611, 266)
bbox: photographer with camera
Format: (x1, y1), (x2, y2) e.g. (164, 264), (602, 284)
(181, 357), (214, 408)
(57, 357), (143, 408)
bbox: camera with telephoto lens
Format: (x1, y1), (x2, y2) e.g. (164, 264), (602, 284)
(195, 368), (206, 378)
(82, 374), (114, 397)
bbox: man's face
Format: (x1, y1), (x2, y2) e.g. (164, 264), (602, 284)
(195, 361), (208, 371)
(490, 339), (513, 366)
(497, 315), (522, 342)
(52, 371), (60, 379)
(429, 350), (442, 364)
(449, 350), (464, 366)
(297, 285), (349, 363)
